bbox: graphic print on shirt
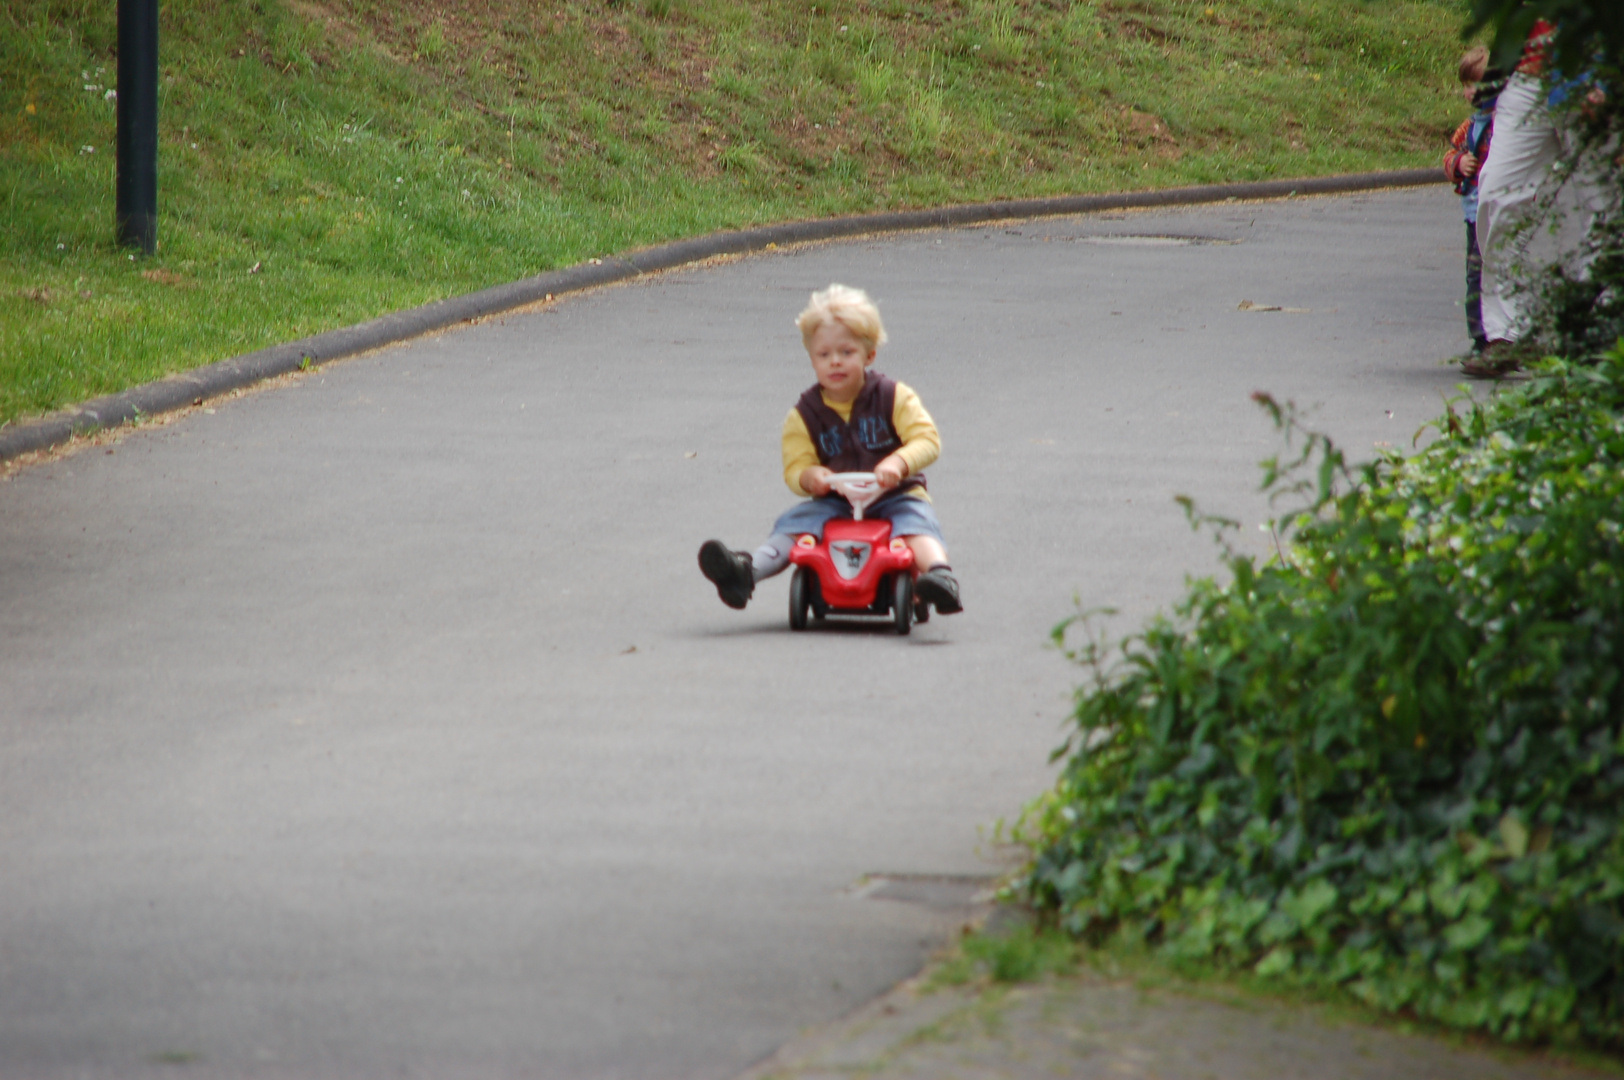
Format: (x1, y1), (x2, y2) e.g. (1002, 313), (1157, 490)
(854, 416), (898, 453)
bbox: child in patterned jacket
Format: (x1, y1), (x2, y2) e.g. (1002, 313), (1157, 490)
(1443, 44), (1504, 364)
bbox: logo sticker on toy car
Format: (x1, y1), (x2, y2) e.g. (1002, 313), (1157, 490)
(829, 539), (872, 580)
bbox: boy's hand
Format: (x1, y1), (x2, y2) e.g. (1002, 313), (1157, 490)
(1459, 152), (1478, 178)
(1582, 84), (1607, 121)
(874, 455), (907, 489)
(800, 466), (834, 497)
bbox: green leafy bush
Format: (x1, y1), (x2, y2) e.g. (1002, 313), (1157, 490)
(1468, 0), (1624, 81)
(1540, 215), (1624, 362)
(1020, 346), (1624, 1044)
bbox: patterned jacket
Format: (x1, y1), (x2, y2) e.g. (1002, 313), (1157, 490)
(1443, 113), (1493, 197)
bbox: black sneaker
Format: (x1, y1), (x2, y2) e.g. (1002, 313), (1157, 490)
(914, 567), (962, 615)
(698, 540), (755, 610)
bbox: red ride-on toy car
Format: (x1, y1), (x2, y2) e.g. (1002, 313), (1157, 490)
(787, 472), (928, 635)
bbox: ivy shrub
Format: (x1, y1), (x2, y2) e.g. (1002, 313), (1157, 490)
(1020, 345), (1624, 1045)
(1539, 209), (1624, 364)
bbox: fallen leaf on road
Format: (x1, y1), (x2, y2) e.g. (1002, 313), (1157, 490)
(1238, 299), (1310, 313)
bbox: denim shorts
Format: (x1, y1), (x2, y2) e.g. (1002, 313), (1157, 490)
(770, 492), (944, 541)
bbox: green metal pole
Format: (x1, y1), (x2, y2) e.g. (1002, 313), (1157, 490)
(116, 0), (158, 254)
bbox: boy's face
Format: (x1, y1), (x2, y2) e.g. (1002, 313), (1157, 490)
(807, 319), (875, 404)
(1462, 62), (1486, 103)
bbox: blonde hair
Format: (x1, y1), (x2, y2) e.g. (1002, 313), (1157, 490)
(1459, 45), (1489, 84)
(796, 283), (887, 351)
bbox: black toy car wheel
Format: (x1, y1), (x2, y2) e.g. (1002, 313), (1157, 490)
(892, 572), (913, 635)
(789, 566), (813, 631)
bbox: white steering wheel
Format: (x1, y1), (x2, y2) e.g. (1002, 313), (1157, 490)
(826, 472), (883, 520)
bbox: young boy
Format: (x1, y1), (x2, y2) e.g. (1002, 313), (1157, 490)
(698, 283), (962, 615)
(1443, 45), (1503, 369)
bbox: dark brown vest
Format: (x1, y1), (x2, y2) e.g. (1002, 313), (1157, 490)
(794, 372), (926, 493)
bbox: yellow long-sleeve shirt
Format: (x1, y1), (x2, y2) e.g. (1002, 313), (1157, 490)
(781, 379), (941, 498)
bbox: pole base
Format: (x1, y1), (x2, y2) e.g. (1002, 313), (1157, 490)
(117, 212), (156, 255)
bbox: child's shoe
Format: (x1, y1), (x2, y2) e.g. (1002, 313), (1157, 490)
(914, 566), (962, 615)
(699, 540), (755, 609)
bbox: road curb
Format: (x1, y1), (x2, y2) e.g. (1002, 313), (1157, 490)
(0, 167), (1442, 463)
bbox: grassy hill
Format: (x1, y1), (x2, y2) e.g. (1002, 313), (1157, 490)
(3, 0), (1467, 426)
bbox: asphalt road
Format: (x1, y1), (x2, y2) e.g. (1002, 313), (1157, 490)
(0, 186), (1473, 1079)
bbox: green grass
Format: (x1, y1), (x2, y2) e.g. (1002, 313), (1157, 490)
(934, 923), (1082, 986)
(3, 0), (1470, 426)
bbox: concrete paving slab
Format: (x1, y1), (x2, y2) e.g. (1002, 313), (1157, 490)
(1, 186), (1483, 1079)
(741, 962), (1608, 1080)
